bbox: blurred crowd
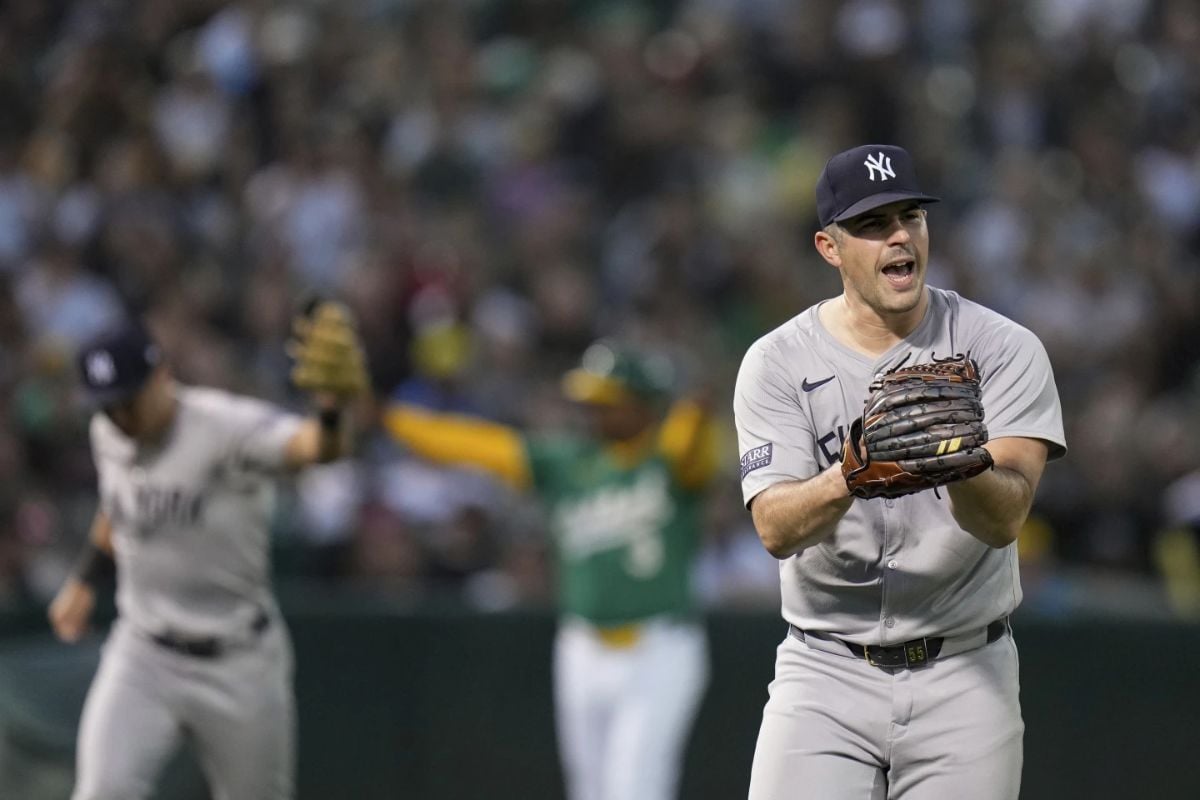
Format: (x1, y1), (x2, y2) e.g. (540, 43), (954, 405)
(1, 0), (1198, 619)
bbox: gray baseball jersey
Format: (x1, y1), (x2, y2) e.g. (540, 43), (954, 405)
(74, 385), (302, 800)
(91, 385), (302, 639)
(734, 286), (1066, 645)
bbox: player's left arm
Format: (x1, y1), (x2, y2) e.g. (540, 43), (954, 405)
(947, 321), (1065, 547)
(658, 398), (722, 490)
(282, 400), (355, 468)
(946, 436), (1050, 548)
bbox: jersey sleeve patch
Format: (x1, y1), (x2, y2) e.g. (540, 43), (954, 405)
(739, 443), (773, 479)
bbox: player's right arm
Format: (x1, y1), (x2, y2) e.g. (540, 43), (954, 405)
(748, 468), (853, 558)
(734, 339), (854, 559)
(382, 404), (532, 491)
(48, 510), (114, 643)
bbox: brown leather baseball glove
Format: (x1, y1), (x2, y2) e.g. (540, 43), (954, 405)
(841, 354), (993, 499)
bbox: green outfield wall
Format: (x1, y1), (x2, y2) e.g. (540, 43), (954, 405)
(1, 605), (1196, 799)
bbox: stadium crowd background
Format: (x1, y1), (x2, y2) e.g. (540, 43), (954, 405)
(0, 0), (1198, 621)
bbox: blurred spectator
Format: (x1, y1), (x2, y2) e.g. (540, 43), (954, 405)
(0, 0), (1197, 619)
(15, 238), (123, 347)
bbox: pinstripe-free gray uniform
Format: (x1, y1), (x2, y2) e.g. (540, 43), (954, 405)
(734, 286), (1066, 799)
(74, 386), (302, 800)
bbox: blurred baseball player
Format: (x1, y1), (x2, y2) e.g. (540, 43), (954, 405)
(733, 144), (1066, 799)
(383, 341), (719, 800)
(48, 302), (368, 800)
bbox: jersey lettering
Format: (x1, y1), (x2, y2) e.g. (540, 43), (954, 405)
(817, 424), (848, 467)
(134, 485), (206, 533)
(739, 444), (773, 479)
(556, 471), (673, 577)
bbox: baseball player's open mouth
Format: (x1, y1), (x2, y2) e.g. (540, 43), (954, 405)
(882, 260), (915, 285)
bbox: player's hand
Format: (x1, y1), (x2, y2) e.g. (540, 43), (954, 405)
(48, 577), (97, 643)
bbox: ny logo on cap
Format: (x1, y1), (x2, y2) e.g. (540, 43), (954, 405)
(864, 152), (896, 182)
(86, 351), (117, 386)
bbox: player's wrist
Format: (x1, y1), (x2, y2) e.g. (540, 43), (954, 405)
(825, 462), (853, 498)
(72, 541), (115, 589)
(317, 406), (343, 433)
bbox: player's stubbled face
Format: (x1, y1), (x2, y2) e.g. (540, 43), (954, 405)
(837, 202), (929, 315)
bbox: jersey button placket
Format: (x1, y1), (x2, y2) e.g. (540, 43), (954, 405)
(879, 503), (897, 642)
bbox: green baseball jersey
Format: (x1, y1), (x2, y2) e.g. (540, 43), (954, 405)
(525, 436), (702, 625)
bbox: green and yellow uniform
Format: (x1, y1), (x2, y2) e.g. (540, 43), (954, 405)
(383, 399), (718, 626)
(384, 376), (719, 800)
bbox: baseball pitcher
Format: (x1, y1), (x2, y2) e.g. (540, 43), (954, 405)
(734, 144), (1066, 799)
(48, 302), (367, 800)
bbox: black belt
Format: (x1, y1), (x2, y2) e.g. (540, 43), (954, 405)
(789, 618), (1008, 669)
(150, 612), (270, 659)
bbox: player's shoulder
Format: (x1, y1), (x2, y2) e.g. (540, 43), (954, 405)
(742, 305), (824, 366)
(179, 384), (258, 411)
(176, 385), (288, 428)
(933, 287), (1047, 361)
(177, 384), (241, 416)
(934, 287), (1038, 341)
(89, 413), (130, 459)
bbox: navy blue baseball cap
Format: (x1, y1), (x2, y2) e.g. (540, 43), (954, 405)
(816, 144), (939, 228)
(76, 321), (162, 406)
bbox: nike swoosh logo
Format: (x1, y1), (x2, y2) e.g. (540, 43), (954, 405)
(801, 376), (835, 392)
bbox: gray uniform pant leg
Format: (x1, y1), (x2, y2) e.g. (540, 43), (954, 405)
(187, 620), (296, 800)
(887, 634), (1023, 800)
(72, 623), (185, 800)
(748, 631), (1022, 800)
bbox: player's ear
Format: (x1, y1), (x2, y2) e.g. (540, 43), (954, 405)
(814, 227), (842, 267)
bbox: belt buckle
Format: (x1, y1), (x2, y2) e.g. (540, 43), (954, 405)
(865, 647), (881, 668)
(864, 645), (897, 668)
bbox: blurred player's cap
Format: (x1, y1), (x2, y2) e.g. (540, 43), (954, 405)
(816, 144), (940, 227)
(76, 320), (162, 406)
(562, 341), (673, 406)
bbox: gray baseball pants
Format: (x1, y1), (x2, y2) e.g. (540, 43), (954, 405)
(748, 627), (1022, 799)
(71, 618), (295, 800)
